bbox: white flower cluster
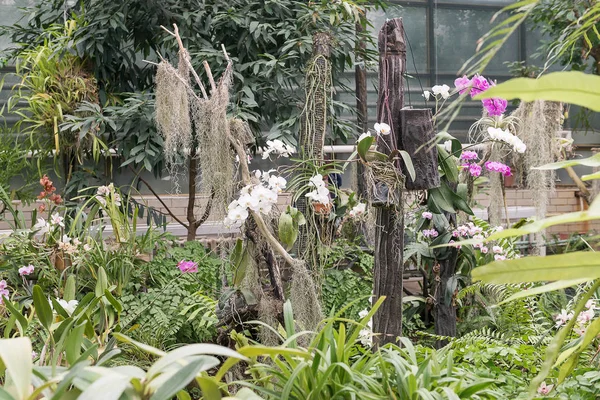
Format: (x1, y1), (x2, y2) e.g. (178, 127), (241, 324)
(348, 203), (366, 218)
(32, 213), (64, 235)
(358, 309), (373, 347)
(487, 127), (526, 153)
(50, 298), (79, 315)
(224, 170), (287, 227)
(373, 122), (391, 135)
(305, 174), (331, 205)
(97, 183), (122, 206)
(58, 235), (92, 255)
(423, 84), (450, 100)
(261, 139), (295, 159)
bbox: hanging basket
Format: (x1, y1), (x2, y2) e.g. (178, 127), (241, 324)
(399, 108), (440, 191)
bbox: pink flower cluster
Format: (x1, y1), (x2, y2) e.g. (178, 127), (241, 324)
(452, 223), (515, 259)
(0, 280), (9, 304)
(19, 265), (34, 276)
(460, 151), (482, 177)
(421, 211), (433, 220)
(555, 300), (597, 337)
(460, 151), (478, 161)
(462, 163), (482, 177)
(485, 161), (512, 177)
(177, 260), (199, 274)
(454, 74), (507, 116)
(422, 229), (439, 238)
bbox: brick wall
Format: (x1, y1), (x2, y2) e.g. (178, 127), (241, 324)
(474, 187), (600, 238)
(2, 189), (598, 238)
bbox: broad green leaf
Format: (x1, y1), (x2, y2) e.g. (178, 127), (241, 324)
(196, 377), (222, 400)
(474, 71), (600, 112)
(95, 267), (108, 298)
(64, 275), (77, 302)
(78, 373), (130, 400)
(582, 171), (600, 181)
(0, 338), (32, 400)
(148, 344), (244, 379)
(534, 153), (600, 171)
(113, 333), (166, 357)
(457, 380), (496, 397)
(398, 150), (416, 182)
(3, 301), (28, 336)
(236, 345), (310, 360)
(33, 285), (53, 331)
(429, 187), (455, 214)
(104, 289), (123, 313)
(473, 252), (600, 284)
(278, 212), (297, 251)
(66, 323), (86, 365)
(150, 358), (217, 400)
(498, 278), (589, 305)
(0, 386), (16, 400)
(357, 136), (374, 161)
(437, 145), (459, 183)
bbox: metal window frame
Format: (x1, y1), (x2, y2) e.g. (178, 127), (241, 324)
(386, 0), (529, 83)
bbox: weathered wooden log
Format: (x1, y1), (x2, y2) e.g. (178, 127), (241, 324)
(372, 18), (405, 347)
(399, 108), (440, 190)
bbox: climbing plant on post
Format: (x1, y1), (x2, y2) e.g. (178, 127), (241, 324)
(295, 32), (336, 287)
(371, 19), (407, 347)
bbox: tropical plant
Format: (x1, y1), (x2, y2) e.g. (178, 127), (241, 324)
(229, 299), (498, 399)
(2, 0), (384, 144)
(0, 333), (251, 400)
(4, 21), (105, 187)
(530, 0), (600, 74)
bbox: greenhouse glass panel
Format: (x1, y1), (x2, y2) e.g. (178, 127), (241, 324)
(434, 8), (519, 76)
(370, 5), (428, 75)
(0, 0), (33, 50)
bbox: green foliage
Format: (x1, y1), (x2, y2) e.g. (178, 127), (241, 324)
(530, 0), (600, 73)
(3, 0), (383, 145)
(4, 22), (104, 173)
(0, 130), (35, 201)
(320, 239), (373, 320)
(120, 241), (222, 347)
(231, 299), (498, 399)
(0, 334), (247, 400)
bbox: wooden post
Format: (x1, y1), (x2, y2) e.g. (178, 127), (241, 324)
(373, 18), (406, 346)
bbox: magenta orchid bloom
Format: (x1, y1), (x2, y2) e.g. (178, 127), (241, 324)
(485, 161), (512, 177)
(482, 97), (508, 116)
(177, 260), (199, 273)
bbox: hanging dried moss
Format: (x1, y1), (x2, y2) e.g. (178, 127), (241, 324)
(289, 260), (323, 332)
(155, 53), (192, 169)
(155, 51), (235, 218)
(190, 70), (235, 217)
(511, 100), (562, 255)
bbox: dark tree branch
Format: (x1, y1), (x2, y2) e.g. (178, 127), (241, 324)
(130, 166), (189, 229)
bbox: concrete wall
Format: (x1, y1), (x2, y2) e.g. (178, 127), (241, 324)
(2, 188), (597, 240)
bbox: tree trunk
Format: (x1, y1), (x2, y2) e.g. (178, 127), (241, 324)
(434, 204), (458, 347)
(355, 18), (368, 199)
(372, 18), (406, 347)
(373, 207), (404, 346)
(434, 249), (458, 348)
(186, 154), (198, 241)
